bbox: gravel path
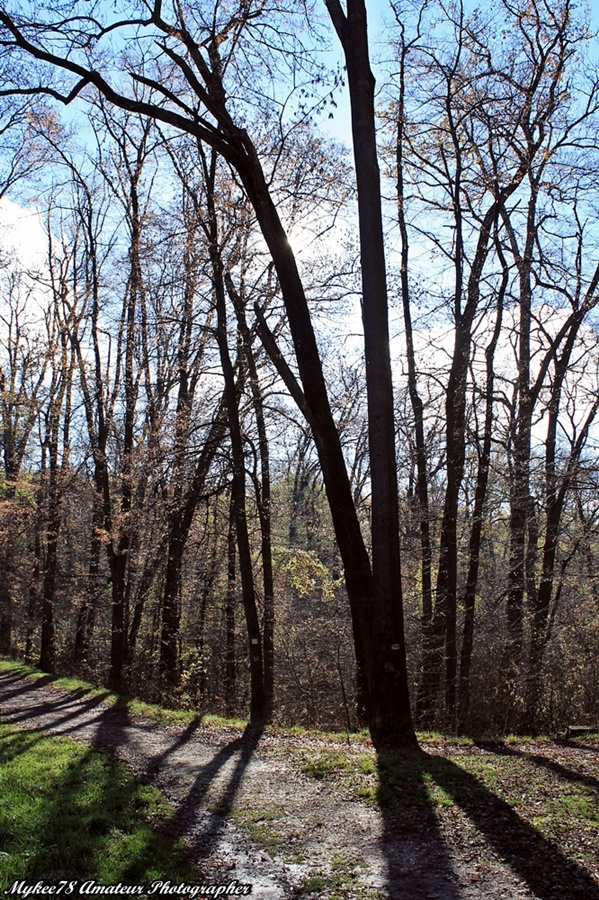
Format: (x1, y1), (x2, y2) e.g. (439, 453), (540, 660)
(0, 669), (593, 899)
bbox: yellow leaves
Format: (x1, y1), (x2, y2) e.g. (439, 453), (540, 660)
(273, 546), (342, 602)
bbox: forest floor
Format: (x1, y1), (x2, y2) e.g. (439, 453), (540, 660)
(0, 667), (598, 900)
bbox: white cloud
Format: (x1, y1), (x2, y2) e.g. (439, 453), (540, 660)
(0, 196), (47, 271)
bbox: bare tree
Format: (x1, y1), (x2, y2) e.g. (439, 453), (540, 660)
(0, 0), (416, 742)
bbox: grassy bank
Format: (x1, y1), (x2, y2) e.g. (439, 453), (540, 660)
(0, 659), (247, 731)
(0, 723), (197, 888)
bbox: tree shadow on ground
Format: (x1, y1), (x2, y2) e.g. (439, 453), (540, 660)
(473, 739), (599, 792)
(0, 674), (266, 880)
(0, 682), (114, 733)
(6, 671), (596, 898)
(0, 676), (204, 883)
(376, 745), (599, 900)
(0, 672), (266, 881)
(173, 724), (264, 865)
(371, 747), (462, 900)
(0, 722), (195, 886)
(0, 669), (59, 697)
(143, 718), (204, 779)
(555, 737), (599, 754)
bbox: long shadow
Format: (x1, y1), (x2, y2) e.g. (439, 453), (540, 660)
(4, 686), (109, 712)
(86, 705), (266, 881)
(555, 738), (599, 754)
(4, 671), (597, 898)
(376, 745), (599, 900)
(0, 671), (264, 881)
(0, 670), (201, 763)
(374, 748), (463, 900)
(144, 717), (204, 779)
(1, 684), (195, 880)
(173, 724), (264, 864)
(0, 668), (111, 711)
(89, 695), (134, 753)
(0, 685), (115, 733)
(0, 669), (37, 688)
(0, 670), (141, 759)
(474, 739), (599, 793)
(0, 722), (50, 759)
(0, 668), (103, 700)
(0, 671), (58, 698)
(58, 690), (263, 875)
(0, 720), (195, 885)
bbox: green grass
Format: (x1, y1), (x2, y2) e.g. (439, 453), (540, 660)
(277, 723), (371, 744)
(2, 657), (597, 891)
(301, 750), (348, 780)
(414, 731), (475, 746)
(300, 748), (377, 780)
(297, 868), (353, 898)
(0, 724), (197, 887)
(504, 733), (551, 744)
(230, 807), (283, 850)
(299, 875), (330, 894)
(298, 854), (369, 899)
(297, 738), (599, 856)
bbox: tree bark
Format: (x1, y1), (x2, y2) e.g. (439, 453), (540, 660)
(325, 0), (413, 744)
(457, 243), (506, 732)
(227, 271), (275, 720)
(202, 146), (266, 724)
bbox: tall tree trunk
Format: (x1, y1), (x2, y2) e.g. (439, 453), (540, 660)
(227, 271), (275, 720)
(202, 147), (266, 724)
(502, 187), (537, 727)
(225, 492), (237, 716)
(325, 0), (413, 744)
(395, 24), (433, 726)
(238, 148), (377, 730)
(457, 247), (506, 732)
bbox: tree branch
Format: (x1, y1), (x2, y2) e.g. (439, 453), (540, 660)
(253, 302), (316, 430)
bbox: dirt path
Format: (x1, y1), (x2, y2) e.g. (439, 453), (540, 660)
(0, 670), (595, 900)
